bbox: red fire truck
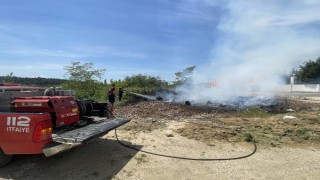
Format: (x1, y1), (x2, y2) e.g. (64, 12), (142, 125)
(0, 84), (129, 167)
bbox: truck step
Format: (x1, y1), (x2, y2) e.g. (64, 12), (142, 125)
(52, 118), (130, 144)
(43, 118), (130, 157)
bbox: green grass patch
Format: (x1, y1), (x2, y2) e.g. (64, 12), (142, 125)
(295, 128), (314, 140)
(237, 107), (269, 118)
(282, 128), (320, 143)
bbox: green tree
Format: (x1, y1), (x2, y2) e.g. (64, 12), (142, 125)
(173, 66), (196, 86)
(297, 57), (320, 83)
(63, 61), (105, 81)
(121, 74), (168, 96)
(3, 72), (14, 83)
(62, 61), (106, 100)
(124, 74), (167, 88)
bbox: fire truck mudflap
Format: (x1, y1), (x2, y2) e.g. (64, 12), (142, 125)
(43, 118), (130, 157)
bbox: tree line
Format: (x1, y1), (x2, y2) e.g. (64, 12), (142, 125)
(296, 56), (320, 83)
(0, 74), (67, 87)
(2, 56), (320, 101)
(60, 61), (171, 102)
(283, 56), (320, 84)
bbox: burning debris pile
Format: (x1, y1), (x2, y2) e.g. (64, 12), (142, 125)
(131, 90), (285, 108)
(129, 91), (291, 113)
(116, 96), (312, 121)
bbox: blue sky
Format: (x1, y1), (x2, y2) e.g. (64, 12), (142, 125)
(1, 0), (320, 84)
(0, 0), (223, 82)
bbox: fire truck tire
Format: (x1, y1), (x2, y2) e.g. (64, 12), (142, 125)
(0, 148), (12, 167)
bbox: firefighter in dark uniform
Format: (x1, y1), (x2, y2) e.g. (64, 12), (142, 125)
(107, 84), (116, 112)
(118, 87), (124, 101)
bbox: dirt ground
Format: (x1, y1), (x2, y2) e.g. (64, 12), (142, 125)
(1, 97), (320, 180)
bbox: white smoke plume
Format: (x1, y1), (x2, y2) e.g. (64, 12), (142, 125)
(175, 0), (320, 105)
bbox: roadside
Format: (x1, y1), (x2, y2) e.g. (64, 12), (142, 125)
(111, 124), (320, 180)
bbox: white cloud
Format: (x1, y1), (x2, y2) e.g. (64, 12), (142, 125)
(219, 0), (320, 31)
(176, 0), (222, 23)
(0, 44), (147, 60)
(0, 48), (82, 58)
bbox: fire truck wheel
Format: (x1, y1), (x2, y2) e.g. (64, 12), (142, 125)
(0, 148), (12, 167)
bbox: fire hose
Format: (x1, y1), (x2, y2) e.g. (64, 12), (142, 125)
(111, 111), (257, 161)
(115, 129), (257, 161)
